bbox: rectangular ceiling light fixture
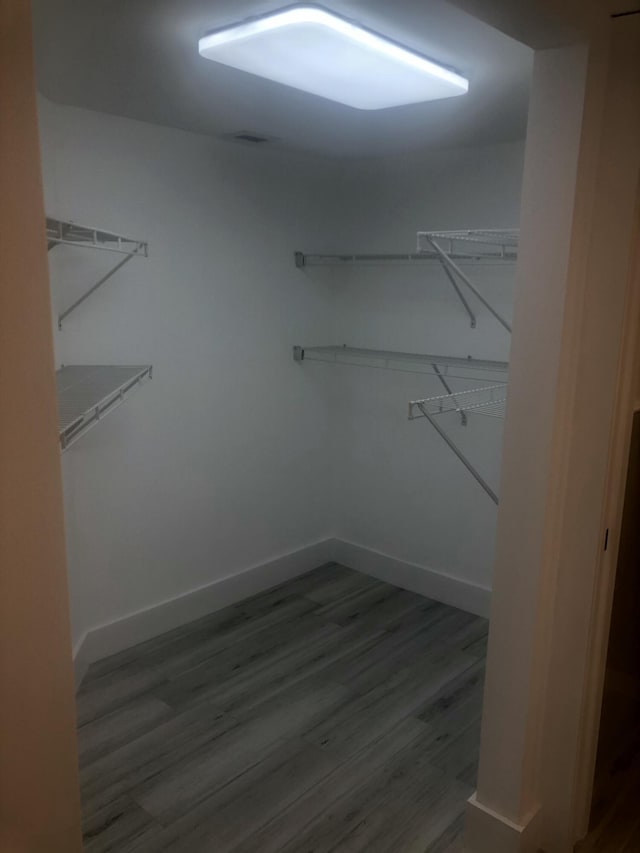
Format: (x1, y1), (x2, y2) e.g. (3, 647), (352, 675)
(198, 5), (469, 110)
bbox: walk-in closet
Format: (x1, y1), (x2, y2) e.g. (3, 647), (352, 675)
(32, 1), (533, 850)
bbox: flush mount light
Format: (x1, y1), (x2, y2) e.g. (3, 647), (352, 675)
(198, 5), (469, 110)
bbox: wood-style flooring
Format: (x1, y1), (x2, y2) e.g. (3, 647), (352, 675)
(76, 563), (487, 852)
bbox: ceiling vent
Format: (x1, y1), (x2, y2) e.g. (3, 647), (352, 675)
(225, 131), (272, 144)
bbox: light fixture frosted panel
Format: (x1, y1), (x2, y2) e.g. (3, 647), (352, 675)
(198, 6), (469, 110)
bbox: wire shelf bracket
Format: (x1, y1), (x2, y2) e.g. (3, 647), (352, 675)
(56, 364), (152, 451)
(431, 362), (468, 426)
(408, 384), (508, 504)
(47, 217), (148, 329)
(416, 230), (517, 333)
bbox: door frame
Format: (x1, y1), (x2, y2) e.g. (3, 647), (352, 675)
(461, 8), (640, 853)
(571, 178), (640, 840)
(0, 1), (83, 849)
(538, 16), (640, 846)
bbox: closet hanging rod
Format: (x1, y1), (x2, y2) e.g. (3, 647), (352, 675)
(294, 345), (509, 381)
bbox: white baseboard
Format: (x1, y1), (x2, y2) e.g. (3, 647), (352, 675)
(330, 539), (491, 618)
(73, 539), (334, 686)
(464, 794), (541, 853)
(73, 652), (90, 691)
(73, 537), (491, 690)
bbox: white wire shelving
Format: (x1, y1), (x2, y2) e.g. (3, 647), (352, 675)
(416, 229), (519, 256)
(409, 230), (515, 502)
(295, 228), (517, 332)
(47, 217), (148, 328)
(294, 344), (508, 503)
(293, 345), (508, 382)
(408, 384), (508, 421)
(294, 232), (517, 268)
(294, 229), (517, 505)
(56, 365), (152, 451)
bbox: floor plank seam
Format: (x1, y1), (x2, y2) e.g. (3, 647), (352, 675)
(77, 565), (486, 853)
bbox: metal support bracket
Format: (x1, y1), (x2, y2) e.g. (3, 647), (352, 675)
(58, 251), (138, 329)
(425, 236), (512, 333)
(438, 260), (477, 328)
(432, 363), (467, 426)
(415, 402), (499, 504)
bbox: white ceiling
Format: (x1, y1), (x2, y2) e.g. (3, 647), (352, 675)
(32, 0), (533, 158)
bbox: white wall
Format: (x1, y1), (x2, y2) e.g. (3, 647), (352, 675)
(38, 96), (524, 651)
(321, 143), (524, 590)
(38, 97), (338, 649)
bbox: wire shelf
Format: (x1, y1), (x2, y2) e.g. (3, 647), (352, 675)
(409, 384), (508, 421)
(294, 251), (513, 267)
(56, 365), (152, 451)
(46, 217), (148, 256)
(47, 216), (148, 327)
(293, 345), (509, 381)
(295, 230), (516, 331)
(417, 229), (519, 257)
(295, 230), (518, 269)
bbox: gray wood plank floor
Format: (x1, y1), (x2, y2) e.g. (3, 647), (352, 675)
(76, 563), (487, 853)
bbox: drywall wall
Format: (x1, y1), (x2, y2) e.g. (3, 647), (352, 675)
(38, 97), (337, 650)
(38, 95), (524, 654)
(315, 142), (524, 591)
